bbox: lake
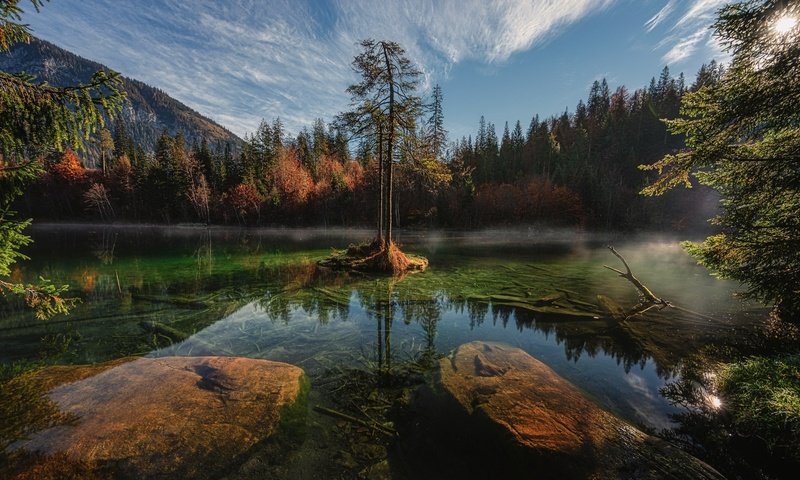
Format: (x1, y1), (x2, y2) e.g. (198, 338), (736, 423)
(0, 225), (765, 477)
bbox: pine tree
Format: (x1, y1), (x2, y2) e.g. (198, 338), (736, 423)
(426, 84), (447, 161)
(1, 0), (124, 318)
(642, 0), (800, 322)
(343, 39), (422, 244)
(499, 122), (513, 182)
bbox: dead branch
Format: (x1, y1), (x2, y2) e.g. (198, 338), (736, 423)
(603, 246), (670, 319)
(604, 246), (668, 306)
(313, 405), (396, 438)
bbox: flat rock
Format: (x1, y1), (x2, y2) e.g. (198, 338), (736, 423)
(439, 341), (725, 479)
(7, 356), (306, 479)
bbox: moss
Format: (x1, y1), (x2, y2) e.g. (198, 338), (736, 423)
(276, 373), (311, 443)
(718, 354), (800, 459)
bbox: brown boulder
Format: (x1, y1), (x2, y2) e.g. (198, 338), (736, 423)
(7, 356), (306, 479)
(439, 341), (724, 479)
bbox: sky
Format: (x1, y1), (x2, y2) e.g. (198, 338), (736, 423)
(22, 0), (729, 141)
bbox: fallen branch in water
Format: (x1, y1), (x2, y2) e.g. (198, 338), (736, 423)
(603, 246), (670, 319)
(313, 405), (397, 438)
(603, 246), (718, 322)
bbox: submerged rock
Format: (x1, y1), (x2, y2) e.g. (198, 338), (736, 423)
(6, 356), (306, 479)
(439, 341), (724, 479)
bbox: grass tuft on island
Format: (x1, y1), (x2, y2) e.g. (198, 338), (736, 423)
(318, 238), (428, 275)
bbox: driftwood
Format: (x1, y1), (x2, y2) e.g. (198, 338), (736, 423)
(603, 246), (717, 322)
(603, 246), (670, 319)
(312, 405), (397, 438)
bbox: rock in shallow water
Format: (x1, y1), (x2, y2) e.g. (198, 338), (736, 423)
(439, 341), (725, 479)
(8, 356), (306, 479)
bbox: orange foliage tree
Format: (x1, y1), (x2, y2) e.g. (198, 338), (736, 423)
(224, 182), (262, 225)
(42, 149), (88, 216)
(272, 148), (313, 207)
(49, 149), (86, 184)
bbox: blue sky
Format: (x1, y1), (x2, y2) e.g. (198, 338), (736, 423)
(23, 0), (728, 141)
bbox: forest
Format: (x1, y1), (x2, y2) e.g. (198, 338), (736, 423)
(17, 65), (721, 231)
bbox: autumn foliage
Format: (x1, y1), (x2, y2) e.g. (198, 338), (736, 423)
(474, 178), (584, 226)
(48, 149), (86, 184)
(224, 182), (262, 225)
(20, 135), (589, 229)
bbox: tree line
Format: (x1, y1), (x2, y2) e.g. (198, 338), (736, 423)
(16, 61), (724, 231)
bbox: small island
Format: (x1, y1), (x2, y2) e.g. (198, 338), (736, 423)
(319, 238), (428, 274)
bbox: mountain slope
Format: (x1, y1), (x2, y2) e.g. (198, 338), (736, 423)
(0, 38), (243, 156)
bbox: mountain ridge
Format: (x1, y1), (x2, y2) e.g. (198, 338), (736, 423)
(0, 37), (243, 159)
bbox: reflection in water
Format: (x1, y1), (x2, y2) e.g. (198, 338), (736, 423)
(0, 226), (766, 431)
(89, 228), (118, 265)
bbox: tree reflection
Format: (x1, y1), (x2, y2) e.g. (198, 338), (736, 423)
(2, 247), (736, 380)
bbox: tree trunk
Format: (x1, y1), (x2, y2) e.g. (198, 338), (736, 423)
(382, 43), (394, 244)
(377, 124), (384, 243)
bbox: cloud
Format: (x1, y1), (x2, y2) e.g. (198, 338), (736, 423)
(663, 29), (708, 64)
(23, 0), (617, 137)
(644, 0), (676, 32)
(648, 0), (728, 66)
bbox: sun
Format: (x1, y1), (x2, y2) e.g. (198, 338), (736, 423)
(773, 14), (797, 35)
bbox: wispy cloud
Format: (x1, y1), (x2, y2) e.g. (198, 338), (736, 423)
(645, 0), (676, 32)
(647, 0), (728, 66)
(23, 0), (617, 137)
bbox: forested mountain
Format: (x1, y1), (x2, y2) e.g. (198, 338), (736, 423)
(0, 37), (242, 162)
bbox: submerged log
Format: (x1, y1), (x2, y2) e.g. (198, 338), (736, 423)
(138, 320), (188, 343)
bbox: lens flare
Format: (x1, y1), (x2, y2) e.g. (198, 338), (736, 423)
(773, 15), (797, 35)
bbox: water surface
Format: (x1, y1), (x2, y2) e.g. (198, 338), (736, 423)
(0, 225), (766, 476)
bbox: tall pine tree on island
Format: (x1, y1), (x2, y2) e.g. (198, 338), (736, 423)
(642, 0), (800, 322)
(325, 39), (427, 273)
(0, 0), (125, 318)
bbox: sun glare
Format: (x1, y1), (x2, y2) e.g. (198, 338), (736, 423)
(773, 14), (797, 35)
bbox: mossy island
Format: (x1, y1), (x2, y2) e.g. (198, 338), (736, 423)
(319, 238), (428, 274)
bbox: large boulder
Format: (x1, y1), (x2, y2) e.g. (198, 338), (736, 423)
(5, 356), (306, 479)
(439, 341), (724, 479)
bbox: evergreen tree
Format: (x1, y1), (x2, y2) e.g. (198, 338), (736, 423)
(499, 122), (513, 182)
(426, 84), (447, 160)
(642, 0), (800, 321)
(1, 0), (124, 318)
(113, 117), (132, 161)
(511, 120), (524, 178)
(343, 39), (422, 243)
(311, 118), (327, 171)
